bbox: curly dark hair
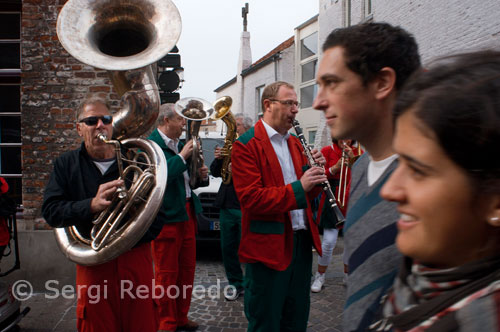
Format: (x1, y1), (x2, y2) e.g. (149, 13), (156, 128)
(323, 22), (421, 90)
(395, 50), (500, 192)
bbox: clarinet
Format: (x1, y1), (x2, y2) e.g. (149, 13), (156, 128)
(292, 120), (346, 227)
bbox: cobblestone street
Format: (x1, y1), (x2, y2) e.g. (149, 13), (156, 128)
(16, 238), (345, 331)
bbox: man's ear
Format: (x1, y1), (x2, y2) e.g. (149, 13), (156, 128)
(262, 99), (271, 113)
(486, 195), (500, 227)
(374, 67), (397, 100)
(76, 123), (83, 137)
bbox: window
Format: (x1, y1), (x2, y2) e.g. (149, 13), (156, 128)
(308, 130), (316, 146)
(300, 84), (317, 109)
(298, 31), (318, 109)
(364, 0), (372, 17)
(0, 3), (22, 204)
(301, 59), (317, 83)
(300, 32), (318, 61)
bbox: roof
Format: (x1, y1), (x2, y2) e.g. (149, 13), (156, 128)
(214, 36), (294, 92)
(250, 36), (294, 69)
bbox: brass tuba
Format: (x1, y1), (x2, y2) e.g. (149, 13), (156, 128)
(174, 97), (214, 187)
(213, 96), (236, 184)
(54, 0), (181, 266)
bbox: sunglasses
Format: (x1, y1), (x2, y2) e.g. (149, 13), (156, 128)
(78, 115), (113, 126)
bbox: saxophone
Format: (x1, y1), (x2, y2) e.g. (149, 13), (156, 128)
(213, 97), (236, 184)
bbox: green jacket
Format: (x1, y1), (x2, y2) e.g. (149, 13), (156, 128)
(148, 129), (203, 224)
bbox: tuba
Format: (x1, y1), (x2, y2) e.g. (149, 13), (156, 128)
(54, 0), (181, 266)
(174, 97), (214, 187)
(213, 96), (236, 184)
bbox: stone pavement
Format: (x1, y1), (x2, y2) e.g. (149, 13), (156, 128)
(16, 237), (345, 331)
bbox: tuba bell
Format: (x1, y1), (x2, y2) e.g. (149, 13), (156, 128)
(212, 96), (236, 184)
(174, 97), (214, 187)
(54, 0), (181, 266)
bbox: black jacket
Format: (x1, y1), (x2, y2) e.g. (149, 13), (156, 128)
(210, 157), (241, 210)
(42, 142), (163, 245)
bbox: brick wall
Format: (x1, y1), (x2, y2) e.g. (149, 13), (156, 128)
(21, 0), (119, 229)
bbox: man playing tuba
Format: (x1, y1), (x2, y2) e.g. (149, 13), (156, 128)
(42, 96), (162, 332)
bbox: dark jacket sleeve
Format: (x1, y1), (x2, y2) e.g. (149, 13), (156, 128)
(42, 155), (93, 228)
(210, 158), (223, 177)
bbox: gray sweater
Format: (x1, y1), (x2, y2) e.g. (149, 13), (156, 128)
(342, 154), (401, 331)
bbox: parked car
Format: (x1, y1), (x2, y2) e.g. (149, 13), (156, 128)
(186, 131), (225, 241)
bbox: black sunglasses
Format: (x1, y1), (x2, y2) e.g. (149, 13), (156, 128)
(78, 115), (113, 126)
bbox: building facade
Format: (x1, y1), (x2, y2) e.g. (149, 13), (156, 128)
(315, 0), (500, 147)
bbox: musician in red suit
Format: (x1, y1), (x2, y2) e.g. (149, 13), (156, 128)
(311, 139), (363, 293)
(232, 81), (327, 332)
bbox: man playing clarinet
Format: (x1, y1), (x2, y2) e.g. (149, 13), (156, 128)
(231, 81), (327, 332)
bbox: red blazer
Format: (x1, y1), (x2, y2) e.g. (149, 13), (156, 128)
(232, 120), (322, 271)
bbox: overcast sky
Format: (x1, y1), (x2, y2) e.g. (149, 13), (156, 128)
(172, 0), (319, 102)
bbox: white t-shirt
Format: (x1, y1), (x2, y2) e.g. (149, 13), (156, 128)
(367, 154), (398, 186)
(93, 159), (115, 175)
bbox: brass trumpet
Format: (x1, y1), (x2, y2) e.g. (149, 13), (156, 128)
(337, 143), (349, 209)
(337, 141), (361, 209)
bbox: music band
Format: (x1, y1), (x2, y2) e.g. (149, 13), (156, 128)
(39, 0), (500, 332)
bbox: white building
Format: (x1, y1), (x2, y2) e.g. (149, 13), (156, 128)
(215, 0), (500, 147)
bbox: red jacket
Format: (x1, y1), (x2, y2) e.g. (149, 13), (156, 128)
(0, 177), (10, 246)
(232, 120), (322, 271)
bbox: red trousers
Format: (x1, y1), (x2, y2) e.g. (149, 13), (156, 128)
(76, 242), (158, 332)
(0, 216), (9, 246)
(152, 201), (197, 331)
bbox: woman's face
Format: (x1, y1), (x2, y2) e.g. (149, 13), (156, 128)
(381, 110), (496, 268)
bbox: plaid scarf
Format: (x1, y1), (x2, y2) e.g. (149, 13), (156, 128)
(369, 256), (500, 331)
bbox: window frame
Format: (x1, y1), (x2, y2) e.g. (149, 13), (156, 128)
(297, 28), (319, 111)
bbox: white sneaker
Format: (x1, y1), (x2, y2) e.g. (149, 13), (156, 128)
(311, 272), (325, 293)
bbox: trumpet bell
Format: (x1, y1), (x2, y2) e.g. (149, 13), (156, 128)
(175, 97), (214, 121)
(57, 0), (182, 71)
(213, 96), (233, 120)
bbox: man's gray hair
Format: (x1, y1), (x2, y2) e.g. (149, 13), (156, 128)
(76, 96), (111, 122)
(157, 103), (177, 125)
(234, 113), (253, 130)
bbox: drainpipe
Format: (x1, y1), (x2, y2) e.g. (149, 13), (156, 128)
(273, 52), (282, 81)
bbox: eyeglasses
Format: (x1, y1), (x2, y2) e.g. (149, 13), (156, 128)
(78, 115), (113, 126)
(269, 99), (300, 108)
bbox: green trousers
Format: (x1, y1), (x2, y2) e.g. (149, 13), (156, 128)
(244, 230), (313, 332)
(220, 208), (244, 290)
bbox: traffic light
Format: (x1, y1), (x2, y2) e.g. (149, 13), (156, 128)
(157, 46), (183, 104)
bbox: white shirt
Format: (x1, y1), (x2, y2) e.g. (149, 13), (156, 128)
(157, 129), (191, 198)
(262, 120), (307, 231)
(367, 154), (398, 186)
